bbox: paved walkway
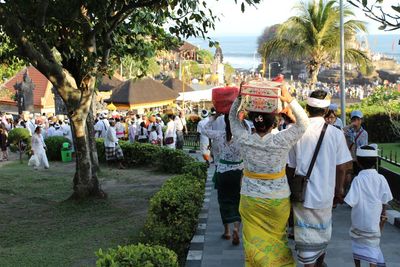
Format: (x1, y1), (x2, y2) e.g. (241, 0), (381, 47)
(186, 163), (400, 267)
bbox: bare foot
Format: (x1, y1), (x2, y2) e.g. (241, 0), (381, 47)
(232, 229), (240, 245)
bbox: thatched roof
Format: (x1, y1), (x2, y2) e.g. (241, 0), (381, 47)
(178, 41), (198, 52)
(98, 73), (124, 92)
(162, 78), (194, 93)
(106, 78), (178, 105)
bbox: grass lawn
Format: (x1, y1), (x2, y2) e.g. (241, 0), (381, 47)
(0, 160), (171, 267)
(377, 143), (400, 174)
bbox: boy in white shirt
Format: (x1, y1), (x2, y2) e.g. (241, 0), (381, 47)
(345, 144), (393, 267)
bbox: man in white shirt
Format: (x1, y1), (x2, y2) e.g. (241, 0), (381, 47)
(197, 110), (210, 166)
(94, 114), (109, 138)
(287, 90), (352, 267)
(104, 119), (124, 169)
(174, 111), (187, 150)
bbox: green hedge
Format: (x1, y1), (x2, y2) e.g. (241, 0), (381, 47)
(96, 139), (195, 173)
(96, 243), (178, 267)
(140, 174), (205, 265)
(96, 139), (208, 265)
(344, 105), (400, 143)
(44, 136), (71, 161)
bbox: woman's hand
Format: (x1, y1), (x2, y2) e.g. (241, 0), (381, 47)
(281, 107), (296, 123)
(280, 85), (294, 103)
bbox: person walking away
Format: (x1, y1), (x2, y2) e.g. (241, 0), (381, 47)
(204, 114), (243, 245)
(31, 126), (49, 169)
(0, 123), (8, 161)
(137, 122), (149, 143)
(104, 119), (125, 169)
(344, 110), (368, 177)
(149, 125), (160, 145)
(174, 111), (187, 149)
(155, 117), (164, 145)
(94, 114), (109, 138)
(287, 90), (352, 267)
(115, 117), (125, 140)
(230, 86), (309, 267)
(128, 118), (137, 143)
(197, 110), (211, 166)
(344, 144), (392, 267)
(165, 114), (176, 149)
(62, 118), (74, 152)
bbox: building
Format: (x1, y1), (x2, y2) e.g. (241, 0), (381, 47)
(162, 78), (195, 93)
(0, 66), (57, 114)
(105, 78), (179, 113)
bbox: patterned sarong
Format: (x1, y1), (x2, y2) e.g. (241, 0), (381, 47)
(105, 145), (124, 161)
(292, 203), (332, 265)
(240, 195), (295, 267)
(350, 227), (386, 267)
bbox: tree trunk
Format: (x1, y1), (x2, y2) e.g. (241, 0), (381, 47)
(57, 75), (105, 200)
(308, 62), (321, 89)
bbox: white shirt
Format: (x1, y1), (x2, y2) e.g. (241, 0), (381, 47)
(62, 124), (73, 142)
(104, 126), (118, 147)
(288, 117), (352, 209)
(175, 116), (186, 131)
(128, 123), (137, 142)
(230, 98), (309, 199)
(345, 169), (393, 233)
(197, 117), (209, 135)
(94, 119), (110, 138)
(149, 131), (158, 142)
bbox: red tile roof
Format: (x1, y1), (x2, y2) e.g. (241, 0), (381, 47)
(0, 66), (51, 107)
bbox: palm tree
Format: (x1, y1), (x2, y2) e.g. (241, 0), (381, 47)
(262, 0), (370, 86)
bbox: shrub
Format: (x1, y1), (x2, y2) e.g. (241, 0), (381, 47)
(44, 136), (71, 161)
(181, 161), (208, 181)
(8, 128), (31, 163)
(141, 174), (205, 264)
(155, 148), (194, 173)
(344, 104), (400, 143)
(96, 243), (178, 267)
(120, 142), (160, 166)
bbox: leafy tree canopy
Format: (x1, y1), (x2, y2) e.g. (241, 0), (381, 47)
(348, 0), (400, 31)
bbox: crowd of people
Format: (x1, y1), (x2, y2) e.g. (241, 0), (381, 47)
(94, 110), (189, 168)
(0, 111), (74, 169)
(196, 87), (392, 267)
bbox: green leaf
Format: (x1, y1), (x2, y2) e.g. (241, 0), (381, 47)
(392, 5), (400, 13)
(378, 24), (387, 30)
(362, 0), (368, 7)
(241, 2), (245, 12)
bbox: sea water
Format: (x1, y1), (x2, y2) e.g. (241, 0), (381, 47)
(188, 34), (400, 70)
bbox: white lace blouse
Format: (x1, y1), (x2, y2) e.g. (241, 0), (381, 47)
(229, 98), (309, 199)
(203, 120), (243, 173)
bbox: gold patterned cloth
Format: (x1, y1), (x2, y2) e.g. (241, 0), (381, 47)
(239, 195), (295, 267)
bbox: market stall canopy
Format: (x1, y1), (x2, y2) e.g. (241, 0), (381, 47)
(163, 78), (194, 93)
(176, 89), (213, 102)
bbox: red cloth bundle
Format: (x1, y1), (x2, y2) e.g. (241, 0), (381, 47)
(212, 86), (239, 114)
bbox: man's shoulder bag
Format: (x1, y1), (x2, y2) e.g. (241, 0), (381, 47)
(289, 123), (328, 203)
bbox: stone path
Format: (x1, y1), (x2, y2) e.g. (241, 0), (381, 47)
(186, 163), (400, 267)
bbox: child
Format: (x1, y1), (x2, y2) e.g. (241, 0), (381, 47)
(344, 144), (393, 267)
(149, 125), (159, 145)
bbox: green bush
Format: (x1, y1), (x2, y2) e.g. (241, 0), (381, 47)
(155, 148), (194, 173)
(95, 139), (206, 264)
(344, 104), (400, 143)
(8, 128), (31, 162)
(96, 243), (178, 267)
(44, 136), (71, 161)
(181, 161), (208, 181)
(141, 174), (205, 264)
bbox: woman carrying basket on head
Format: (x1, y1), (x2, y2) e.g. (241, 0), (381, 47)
(229, 85), (309, 267)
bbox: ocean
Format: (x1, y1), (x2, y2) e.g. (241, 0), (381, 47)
(188, 34), (400, 70)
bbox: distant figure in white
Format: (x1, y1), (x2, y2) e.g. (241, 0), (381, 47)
(30, 126), (49, 169)
(197, 109), (210, 165)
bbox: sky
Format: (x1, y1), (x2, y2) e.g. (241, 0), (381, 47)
(207, 0), (397, 36)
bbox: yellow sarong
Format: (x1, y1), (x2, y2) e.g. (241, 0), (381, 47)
(239, 195), (295, 267)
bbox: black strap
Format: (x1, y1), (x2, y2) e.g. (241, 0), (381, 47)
(305, 123), (328, 180)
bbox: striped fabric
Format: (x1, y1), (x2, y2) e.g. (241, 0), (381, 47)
(292, 203), (332, 265)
